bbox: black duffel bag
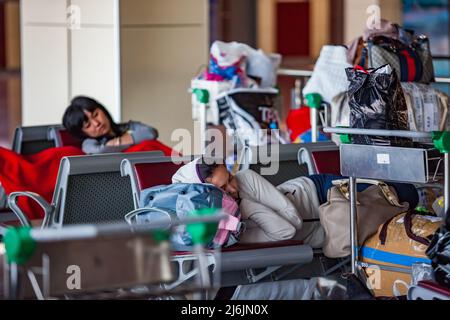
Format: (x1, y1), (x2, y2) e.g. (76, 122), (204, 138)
(345, 64), (410, 146)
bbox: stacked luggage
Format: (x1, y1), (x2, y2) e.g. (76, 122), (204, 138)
(361, 211), (442, 297)
(190, 40), (289, 167)
(306, 19), (450, 299)
(307, 20), (450, 146)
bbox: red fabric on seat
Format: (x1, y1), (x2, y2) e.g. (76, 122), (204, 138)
(123, 140), (175, 156)
(0, 140), (174, 220)
(0, 146), (84, 220)
(312, 150), (340, 175)
(418, 280), (450, 297)
(57, 129), (83, 149)
(134, 162), (182, 190)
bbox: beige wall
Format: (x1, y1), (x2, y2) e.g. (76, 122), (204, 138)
(310, 0), (330, 58)
(5, 2), (21, 144)
(379, 0), (402, 25)
(257, 0), (277, 53)
(344, 0), (377, 43)
(344, 0), (403, 43)
(120, 0), (209, 151)
(5, 2), (21, 69)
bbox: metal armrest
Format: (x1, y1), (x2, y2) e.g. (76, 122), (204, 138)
(298, 148), (316, 175)
(0, 182), (7, 209)
(47, 127), (62, 147)
(8, 192), (54, 228)
(237, 145), (252, 172)
(319, 102), (331, 128)
(124, 207), (172, 226)
(323, 127), (432, 139)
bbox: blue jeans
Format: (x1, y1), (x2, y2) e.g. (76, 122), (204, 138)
(308, 174), (418, 209)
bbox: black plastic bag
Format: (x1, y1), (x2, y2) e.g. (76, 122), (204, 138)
(343, 268), (375, 300)
(426, 209), (450, 288)
(345, 64), (409, 146)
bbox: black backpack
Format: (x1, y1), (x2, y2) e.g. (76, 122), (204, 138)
(426, 209), (450, 288)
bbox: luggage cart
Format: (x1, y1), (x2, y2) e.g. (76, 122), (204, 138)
(323, 127), (450, 276)
(304, 93), (331, 143)
(2, 213), (225, 300)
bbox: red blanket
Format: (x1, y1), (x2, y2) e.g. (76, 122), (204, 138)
(0, 140), (174, 220)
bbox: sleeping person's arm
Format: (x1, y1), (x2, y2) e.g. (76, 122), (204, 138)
(82, 138), (129, 154)
(128, 122), (158, 144)
(105, 132), (133, 147)
(235, 169), (302, 229)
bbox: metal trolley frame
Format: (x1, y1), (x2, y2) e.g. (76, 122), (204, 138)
(2, 214), (225, 300)
(323, 127), (450, 275)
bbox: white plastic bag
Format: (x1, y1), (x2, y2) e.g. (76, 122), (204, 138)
(210, 41), (248, 68)
(209, 41), (281, 89)
(303, 45), (352, 103)
(209, 41), (250, 87)
(246, 49), (282, 88)
(401, 82), (449, 133)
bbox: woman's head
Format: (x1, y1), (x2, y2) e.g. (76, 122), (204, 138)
(172, 157), (240, 199)
(202, 164), (239, 199)
(62, 96), (119, 139)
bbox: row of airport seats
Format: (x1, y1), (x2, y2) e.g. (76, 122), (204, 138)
(5, 128), (449, 300)
(11, 122), (133, 154)
(0, 123), (130, 222)
(12, 124), (82, 155)
(7, 141), (340, 227)
(4, 140), (344, 289)
(1, 133), (341, 228)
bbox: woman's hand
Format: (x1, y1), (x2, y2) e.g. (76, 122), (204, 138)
(119, 132), (134, 145)
(106, 132), (134, 147)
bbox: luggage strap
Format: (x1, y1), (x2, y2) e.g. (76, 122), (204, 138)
(379, 211), (431, 246)
(397, 47), (423, 82)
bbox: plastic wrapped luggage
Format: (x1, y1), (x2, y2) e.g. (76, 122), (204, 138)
(350, 19), (435, 84)
(330, 83), (450, 145)
(361, 211), (442, 297)
(402, 83), (450, 142)
(426, 209), (450, 289)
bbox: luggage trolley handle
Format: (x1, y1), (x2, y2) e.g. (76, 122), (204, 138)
(324, 127), (450, 213)
(324, 127), (450, 274)
(125, 207), (225, 299)
(323, 127), (432, 139)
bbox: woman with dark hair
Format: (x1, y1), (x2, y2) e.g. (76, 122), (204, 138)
(62, 96), (158, 154)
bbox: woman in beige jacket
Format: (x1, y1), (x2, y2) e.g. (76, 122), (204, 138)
(172, 157), (325, 247)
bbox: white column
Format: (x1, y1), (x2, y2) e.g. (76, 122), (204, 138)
(20, 0), (121, 125)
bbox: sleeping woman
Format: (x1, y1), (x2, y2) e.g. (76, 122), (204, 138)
(62, 96), (159, 154)
(171, 157), (419, 247)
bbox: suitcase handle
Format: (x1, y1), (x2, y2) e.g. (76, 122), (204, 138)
(379, 211), (430, 246)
